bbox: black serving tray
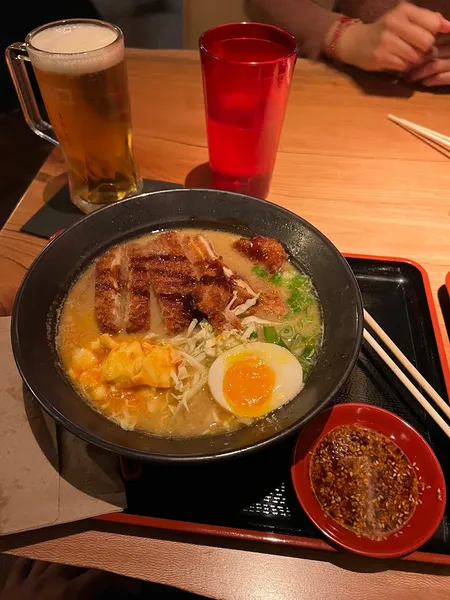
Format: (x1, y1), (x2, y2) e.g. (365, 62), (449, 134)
(98, 256), (450, 564)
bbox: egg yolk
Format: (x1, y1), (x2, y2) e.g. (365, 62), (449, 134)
(223, 357), (276, 417)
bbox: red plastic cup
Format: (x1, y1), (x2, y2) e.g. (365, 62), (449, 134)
(199, 22), (297, 199)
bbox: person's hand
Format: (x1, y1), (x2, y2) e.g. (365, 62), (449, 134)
(0, 559), (142, 600)
(406, 35), (450, 85)
(333, 2), (450, 72)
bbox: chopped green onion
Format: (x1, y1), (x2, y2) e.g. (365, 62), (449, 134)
(268, 272), (282, 286)
(287, 273), (310, 289)
(252, 265), (320, 374)
(252, 265), (282, 286)
(263, 326), (279, 344)
(302, 344), (316, 361)
(279, 324), (296, 342)
(263, 326), (288, 349)
(252, 265), (269, 279)
(249, 331), (258, 340)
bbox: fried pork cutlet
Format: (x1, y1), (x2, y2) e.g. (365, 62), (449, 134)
(233, 235), (287, 273)
(146, 231), (197, 334)
(94, 246), (122, 333)
(94, 233), (288, 336)
(124, 244), (151, 333)
(186, 236), (254, 307)
(222, 246), (287, 318)
(222, 264), (255, 307)
(184, 234), (288, 328)
(182, 234), (238, 331)
(250, 288), (287, 319)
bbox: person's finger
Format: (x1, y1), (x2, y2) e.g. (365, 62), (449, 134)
(408, 58), (450, 81)
(402, 3), (450, 35)
(439, 15), (450, 34)
(5, 558), (33, 587)
(419, 45), (440, 62)
(381, 54), (411, 72)
(29, 560), (52, 578)
(387, 18), (435, 52)
(74, 569), (142, 598)
(383, 31), (422, 63)
(435, 43), (450, 58)
(408, 59), (438, 81)
(422, 70), (450, 86)
(435, 33), (450, 46)
(45, 562), (87, 580)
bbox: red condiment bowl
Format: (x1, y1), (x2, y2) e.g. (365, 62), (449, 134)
(291, 403), (446, 558)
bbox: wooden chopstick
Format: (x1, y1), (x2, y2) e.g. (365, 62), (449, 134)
(388, 115), (450, 147)
(388, 114), (450, 144)
(409, 132), (450, 160)
(388, 114), (450, 151)
(364, 309), (450, 421)
(363, 309), (450, 440)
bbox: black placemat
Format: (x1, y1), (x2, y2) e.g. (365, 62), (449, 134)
(21, 179), (182, 239)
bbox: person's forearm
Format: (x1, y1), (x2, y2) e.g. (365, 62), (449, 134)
(245, 0), (342, 58)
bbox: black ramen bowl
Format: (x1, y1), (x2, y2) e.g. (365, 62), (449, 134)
(11, 189), (363, 463)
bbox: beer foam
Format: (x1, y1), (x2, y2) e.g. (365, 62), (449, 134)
(29, 23), (123, 75)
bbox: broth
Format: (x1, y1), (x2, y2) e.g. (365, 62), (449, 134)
(57, 229), (322, 437)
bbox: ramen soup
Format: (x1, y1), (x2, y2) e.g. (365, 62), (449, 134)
(58, 229), (322, 437)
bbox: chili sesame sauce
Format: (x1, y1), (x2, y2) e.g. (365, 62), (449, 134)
(309, 425), (420, 540)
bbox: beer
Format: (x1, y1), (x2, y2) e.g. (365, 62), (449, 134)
(28, 22), (142, 212)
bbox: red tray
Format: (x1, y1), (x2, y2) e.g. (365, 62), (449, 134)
(97, 255), (450, 565)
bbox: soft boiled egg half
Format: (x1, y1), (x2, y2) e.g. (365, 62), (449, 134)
(208, 342), (304, 419)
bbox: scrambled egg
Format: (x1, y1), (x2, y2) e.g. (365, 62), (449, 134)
(70, 335), (180, 402)
(102, 340), (179, 388)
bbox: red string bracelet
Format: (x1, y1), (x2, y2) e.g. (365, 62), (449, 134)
(327, 16), (361, 62)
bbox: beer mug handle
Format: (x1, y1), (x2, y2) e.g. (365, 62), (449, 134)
(5, 43), (58, 146)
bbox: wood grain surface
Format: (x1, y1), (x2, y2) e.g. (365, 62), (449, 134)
(6, 528), (450, 600)
(2, 49), (450, 598)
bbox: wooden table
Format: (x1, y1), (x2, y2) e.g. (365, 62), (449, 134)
(2, 49), (450, 599)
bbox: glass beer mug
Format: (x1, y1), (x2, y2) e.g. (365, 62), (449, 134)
(6, 19), (143, 213)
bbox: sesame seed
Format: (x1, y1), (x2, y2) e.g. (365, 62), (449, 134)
(310, 425), (419, 540)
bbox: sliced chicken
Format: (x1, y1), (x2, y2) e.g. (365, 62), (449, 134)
(233, 235), (287, 273)
(146, 231), (197, 334)
(94, 246), (122, 333)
